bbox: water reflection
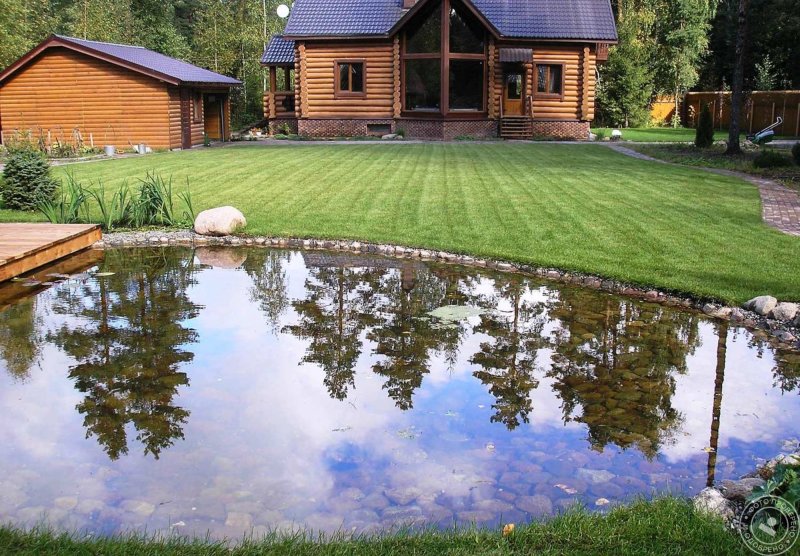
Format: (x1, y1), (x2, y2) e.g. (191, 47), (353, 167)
(45, 249), (200, 460)
(0, 247), (798, 539)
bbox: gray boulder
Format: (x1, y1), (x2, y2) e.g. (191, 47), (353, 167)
(771, 302), (799, 322)
(720, 477), (765, 500)
(693, 488), (734, 521)
(194, 206), (247, 236)
(743, 296), (778, 316)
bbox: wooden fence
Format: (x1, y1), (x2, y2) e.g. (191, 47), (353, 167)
(683, 91), (800, 136)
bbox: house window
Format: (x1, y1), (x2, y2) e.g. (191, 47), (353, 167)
(535, 64), (564, 96)
(193, 92), (202, 123)
(402, 0), (486, 114)
(336, 61), (365, 97)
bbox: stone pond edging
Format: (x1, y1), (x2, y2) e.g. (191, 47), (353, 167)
(94, 230), (800, 352)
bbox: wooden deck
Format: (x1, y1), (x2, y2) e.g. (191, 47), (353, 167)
(0, 224), (102, 282)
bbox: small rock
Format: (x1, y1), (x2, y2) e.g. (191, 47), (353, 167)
(381, 134), (398, 140)
(693, 488), (734, 520)
(743, 296), (778, 316)
(720, 478), (765, 500)
(194, 206), (247, 236)
(595, 498), (610, 507)
(730, 307), (747, 322)
(771, 302), (799, 322)
(120, 499), (155, 517)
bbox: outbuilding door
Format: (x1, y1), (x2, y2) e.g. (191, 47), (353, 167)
(180, 88), (193, 149)
(503, 71), (525, 116)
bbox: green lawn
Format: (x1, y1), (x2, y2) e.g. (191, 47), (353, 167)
(2, 143), (799, 303)
(592, 126), (800, 143)
(0, 498), (748, 555)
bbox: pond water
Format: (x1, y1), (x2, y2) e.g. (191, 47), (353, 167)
(0, 247), (799, 540)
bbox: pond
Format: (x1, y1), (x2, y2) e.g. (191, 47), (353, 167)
(0, 247), (798, 540)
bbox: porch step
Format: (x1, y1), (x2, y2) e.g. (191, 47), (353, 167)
(500, 117), (532, 139)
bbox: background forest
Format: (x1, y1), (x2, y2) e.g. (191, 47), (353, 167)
(0, 0), (798, 129)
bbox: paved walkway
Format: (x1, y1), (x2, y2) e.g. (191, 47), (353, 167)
(608, 144), (800, 237)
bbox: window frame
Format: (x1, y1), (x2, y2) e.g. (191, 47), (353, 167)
(192, 92), (203, 124)
(334, 59), (367, 99)
(401, 0), (488, 116)
(533, 63), (566, 100)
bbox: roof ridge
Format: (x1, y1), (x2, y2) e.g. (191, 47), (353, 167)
(56, 34), (147, 50)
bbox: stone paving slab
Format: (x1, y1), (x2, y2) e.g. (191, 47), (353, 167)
(608, 144), (800, 237)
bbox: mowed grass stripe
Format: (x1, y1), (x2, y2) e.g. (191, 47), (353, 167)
(2, 143), (797, 303)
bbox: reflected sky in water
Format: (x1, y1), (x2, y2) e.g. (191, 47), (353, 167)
(0, 247), (798, 539)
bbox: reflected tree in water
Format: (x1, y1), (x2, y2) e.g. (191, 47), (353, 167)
(547, 290), (701, 458)
(48, 249), (199, 460)
(243, 250), (291, 335)
(283, 258), (381, 400)
(0, 298), (42, 382)
(368, 263), (473, 410)
(745, 334), (800, 394)
(469, 276), (548, 430)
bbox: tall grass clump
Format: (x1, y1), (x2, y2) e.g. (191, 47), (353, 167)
(37, 171), (194, 230)
(38, 173), (89, 224)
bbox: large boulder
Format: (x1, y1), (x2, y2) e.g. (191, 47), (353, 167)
(693, 488), (734, 521)
(194, 206), (247, 236)
(771, 302), (799, 322)
(720, 478), (765, 501)
(743, 295), (778, 316)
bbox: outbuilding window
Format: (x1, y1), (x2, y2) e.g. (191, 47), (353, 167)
(335, 61), (365, 97)
(535, 64), (564, 97)
(192, 92), (203, 123)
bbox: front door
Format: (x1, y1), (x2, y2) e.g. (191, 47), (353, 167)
(503, 71), (524, 116)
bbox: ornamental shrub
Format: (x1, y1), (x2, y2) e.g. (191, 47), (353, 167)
(694, 104), (714, 148)
(792, 142), (800, 165)
(1, 144), (57, 211)
(753, 150), (793, 169)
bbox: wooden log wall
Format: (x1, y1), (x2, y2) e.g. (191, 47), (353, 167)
(392, 38), (402, 119)
(302, 41), (395, 119)
(531, 46), (588, 121)
(0, 47), (174, 149)
(168, 87), (182, 149)
(487, 39), (497, 119)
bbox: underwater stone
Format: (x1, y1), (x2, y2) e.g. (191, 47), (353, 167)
(720, 478), (766, 500)
(225, 511), (253, 529)
(54, 497), (78, 511)
(577, 468), (616, 484)
(515, 495), (553, 516)
(385, 487), (423, 506)
(120, 500), (155, 517)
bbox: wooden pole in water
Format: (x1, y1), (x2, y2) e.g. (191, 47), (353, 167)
(706, 322), (728, 488)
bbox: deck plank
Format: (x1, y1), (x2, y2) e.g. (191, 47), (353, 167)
(0, 224), (102, 282)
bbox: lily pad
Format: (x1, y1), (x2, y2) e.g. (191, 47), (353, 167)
(427, 305), (484, 323)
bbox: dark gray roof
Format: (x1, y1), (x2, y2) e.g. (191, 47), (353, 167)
(472, 0), (617, 40)
(285, 0), (406, 37)
(282, 0), (617, 41)
(54, 35), (241, 85)
(499, 48), (532, 62)
(261, 36), (296, 65)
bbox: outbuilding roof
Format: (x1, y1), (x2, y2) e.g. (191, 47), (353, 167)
(281, 0), (617, 42)
(261, 36), (296, 65)
(0, 35), (242, 87)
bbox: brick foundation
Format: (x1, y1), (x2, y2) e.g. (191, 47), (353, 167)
(268, 118), (298, 135)
(400, 119), (498, 140)
(529, 120), (590, 140)
(298, 119), (395, 137)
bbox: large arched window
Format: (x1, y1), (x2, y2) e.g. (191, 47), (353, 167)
(402, 0), (487, 114)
